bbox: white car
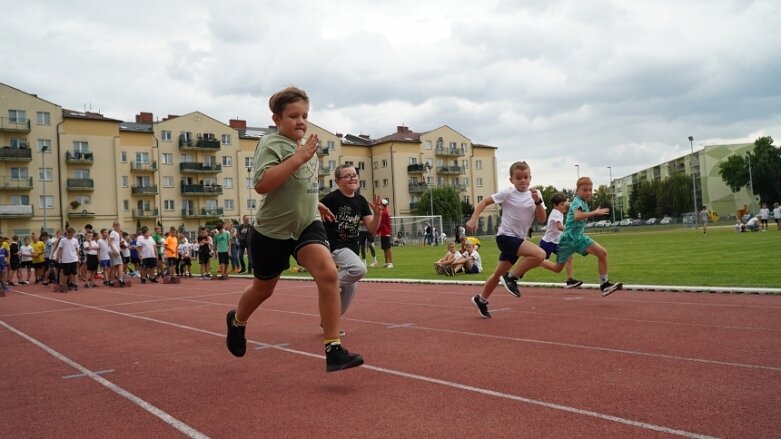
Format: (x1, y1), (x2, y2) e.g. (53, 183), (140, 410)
(619, 218), (633, 226)
(646, 218), (657, 225)
(660, 216), (672, 225)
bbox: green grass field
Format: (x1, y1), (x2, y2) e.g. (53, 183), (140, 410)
(275, 225), (780, 288)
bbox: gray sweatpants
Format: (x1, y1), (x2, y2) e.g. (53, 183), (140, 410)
(331, 247), (367, 315)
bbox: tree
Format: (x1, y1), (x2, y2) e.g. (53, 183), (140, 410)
(657, 174), (693, 217)
(719, 136), (781, 204)
(629, 180), (658, 218)
(416, 186), (462, 224)
(590, 184), (612, 212)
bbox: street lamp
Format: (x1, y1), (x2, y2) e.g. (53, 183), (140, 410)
(575, 164), (580, 179)
(40, 144), (48, 233)
(246, 166), (254, 222)
(747, 153), (755, 214)
(688, 136), (698, 228)
(607, 166), (615, 224)
(424, 162), (434, 216)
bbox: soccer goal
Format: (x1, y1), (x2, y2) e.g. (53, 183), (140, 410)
(390, 215), (443, 246)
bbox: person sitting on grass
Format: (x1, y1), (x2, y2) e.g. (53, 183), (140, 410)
(434, 242), (465, 276)
(455, 240), (482, 274)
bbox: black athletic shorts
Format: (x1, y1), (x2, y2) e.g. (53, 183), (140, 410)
(250, 221), (328, 281)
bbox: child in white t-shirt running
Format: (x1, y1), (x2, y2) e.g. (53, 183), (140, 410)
(538, 193), (581, 288)
(466, 161), (547, 318)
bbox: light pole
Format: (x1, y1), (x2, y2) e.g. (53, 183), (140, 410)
(41, 144), (48, 233)
(247, 166), (254, 222)
(607, 166), (615, 224)
(575, 164), (580, 179)
(688, 136), (698, 228)
(424, 162), (434, 217)
(747, 153), (755, 214)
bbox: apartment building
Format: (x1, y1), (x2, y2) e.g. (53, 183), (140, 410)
(1, 82), (498, 237)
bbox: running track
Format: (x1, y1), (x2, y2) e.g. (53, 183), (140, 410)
(1, 278), (779, 438)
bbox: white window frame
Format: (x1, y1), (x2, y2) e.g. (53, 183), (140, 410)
(163, 176), (174, 188)
(223, 177), (233, 189)
(39, 195), (54, 209)
(222, 156), (233, 166)
(36, 111), (50, 125)
(164, 200), (175, 211)
(221, 134), (231, 145)
(162, 153), (173, 165)
(121, 176), (129, 187)
(161, 130), (172, 141)
(224, 199), (235, 211)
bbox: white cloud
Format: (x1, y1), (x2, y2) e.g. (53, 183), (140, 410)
(2, 0), (779, 191)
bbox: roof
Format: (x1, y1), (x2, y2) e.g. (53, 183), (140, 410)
(341, 133), (372, 146)
(372, 126), (422, 144)
(240, 126), (276, 140)
(119, 122), (153, 133)
(471, 143), (497, 149)
(62, 109), (122, 123)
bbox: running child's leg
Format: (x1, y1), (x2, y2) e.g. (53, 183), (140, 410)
(296, 243), (341, 339)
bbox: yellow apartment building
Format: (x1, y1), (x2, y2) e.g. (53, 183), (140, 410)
(1, 82), (499, 238)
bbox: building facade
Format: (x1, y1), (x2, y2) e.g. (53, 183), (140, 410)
(1, 82), (498, 237)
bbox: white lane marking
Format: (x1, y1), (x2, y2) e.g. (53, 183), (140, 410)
(0, 319), (209, 439)
(386, 323), (414, 329)
(12, 291), (722, 438)
(63, 369), (114, 379)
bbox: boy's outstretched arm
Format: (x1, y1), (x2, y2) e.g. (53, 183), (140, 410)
(466, 197), (495, 232)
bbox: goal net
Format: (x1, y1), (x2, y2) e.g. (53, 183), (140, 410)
(389, 215), (443, 246)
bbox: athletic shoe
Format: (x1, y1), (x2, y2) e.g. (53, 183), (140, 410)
(471, 295), (491, 318)
(435, 264), (445, 275)
(600, 281), (623, 297)
(500, 273), (521, 298)
(369, 260), (378, 268)
(225, 310), (247, 357)
(384, 263), (394, 269)
(325, 343), (364, 373)
(565, 278), (583, 289)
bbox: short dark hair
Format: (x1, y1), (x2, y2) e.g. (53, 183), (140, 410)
(334, 163), (355, 180)
(551, 193), (568, 206)
(268, 86), (308, 116)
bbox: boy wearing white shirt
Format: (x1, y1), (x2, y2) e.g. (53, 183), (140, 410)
(538, 193), (582, 289)
(57, 228), (80, 293)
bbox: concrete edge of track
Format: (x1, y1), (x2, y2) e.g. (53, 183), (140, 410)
(276, 275), (781, 295)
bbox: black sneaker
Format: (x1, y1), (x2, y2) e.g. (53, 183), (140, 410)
(225, 310), (247, 357)
(471, 295), (491, 318)
(600, 281), (623, 297)
(566, 278), (583, 289)
(325, 343), (364, 373)
(500, 273), (521, 297)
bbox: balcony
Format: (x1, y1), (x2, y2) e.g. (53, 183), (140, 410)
(407, 164), (427, 174)
(0, 147), (33, 162)
(0, 176), (33, 191)
(436, 165), (465, 175)
(409, 202), (420, 210)
(131, 185), (158, 195)
(130, 161), (157, 172)
(179, 162), (222, 173)
(65, 151), (94, 164)
(0, 204), (33, 218)
(132, 208), (159, 219)
(449, 183), (468, 192)
(318, 185), (330, 195)
(318, 166), (332, 177)
(0, 117), (31, 133)
(435, 147), (465, 158)
(181, 183), (223, 196)
(181, 207), (224, 218)
(179, 135), (220, 151)
(316, 147), (330, 157)
(68, 209), (96, 218)
(408, 182), (429, 193)
(67, 178), (94, 191)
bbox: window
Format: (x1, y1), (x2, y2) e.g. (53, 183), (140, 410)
(164, 200), (175, 211)
(381, 159), (388, 168)
(475, 160), (482, 170)
(477, 195), (484, 203)
(39, 195), (53, 209)
(223, 177), (233, 189)
(135, 152), (150, 163)
(73, 141), (89, 153)
(180, 154), (194, 163)
(162, 153), (173, 165)
(36, 112), (50, 125)
(246, 199), (256, 209)
(462, 160), (469, 169)
(382, 178), (388, 187)
(463, 196), (470, 203)
(245, 177), (253, 188)
(462, 177), (469, 186)
(221, 134), (231, 145)
(123, 200), (129, 211)
(476, 178), (483, 187)
(358, 161), (365, 171)
(373, 161), (378, 170)
(328, 160), (336, 170)
(38, 168), (53, 181)
(135, 176), (152, 187)
(426, 176), (433, 185)
(10, 137), (27, 149)
(244, 157), (253, 168)
(374, 180), (379, 188)
(11, 195), (30, 205)
(75, 196), (90, 206)
(8, 110), (26, 123)
(222, 156), (233, 166)
(11, 167), (28, 179)
(163, 176), (174, 187)
(409, 157), (417, 165)
(327, 140), (335, 150)
(120, 151), (127, 163)
(37, 139), (52, 152)
(121, 176), (129, 187)
(425, 140), (432, 150)
(360, 180), (366, 189)
(161, 130), (172, 141)
(224, 199), (235, 211)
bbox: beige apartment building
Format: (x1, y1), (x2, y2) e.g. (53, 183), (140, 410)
(1, 82), (498, 238)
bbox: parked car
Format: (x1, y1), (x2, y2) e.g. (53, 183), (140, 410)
(632, 219), (643, 225)
(660, 216), (672, 225)
(646, 218), (657, 225)
(619, 218), (633, 226)
(594, 220), (611, 227)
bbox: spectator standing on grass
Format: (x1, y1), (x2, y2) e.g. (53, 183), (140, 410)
(424, 222), (433, 246)
(378, 199), (393, 268)
(466, 161), (548, 318)
(164, 227), (179, 276)
(319, 163), (382, 335)
(83, 231), (99, 288)
(236, 215), (253, 273)
(358, 222), (378, 267)
(8, 235), (20, 286)
(109, 221), (127, 287)
(213, 222), (231, 279)
(759, 203), (770, 231)
(197, 229), (212, 279)
(136, 226), (158, 283)
(773, 202), (781, 231)
(700, 206), (709, 235)
(225, 85), (363, 372)
(56, 228), (80, 293)
(19, 237), (33, 284)
(229, 224), (240, 273)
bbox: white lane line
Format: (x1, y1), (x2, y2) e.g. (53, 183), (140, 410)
(63, 369), (114, 379)
(13, 291), (720, 438)
(386, 323), (414, 329)
(254, 343), (289, 350)
(0, 319), (209, 439)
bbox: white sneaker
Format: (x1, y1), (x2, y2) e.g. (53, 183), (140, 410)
(384, 263), (394, 269)
(369, 261), (378, 267)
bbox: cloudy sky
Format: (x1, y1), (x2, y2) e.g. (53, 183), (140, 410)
(2, 0), (779, 189)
